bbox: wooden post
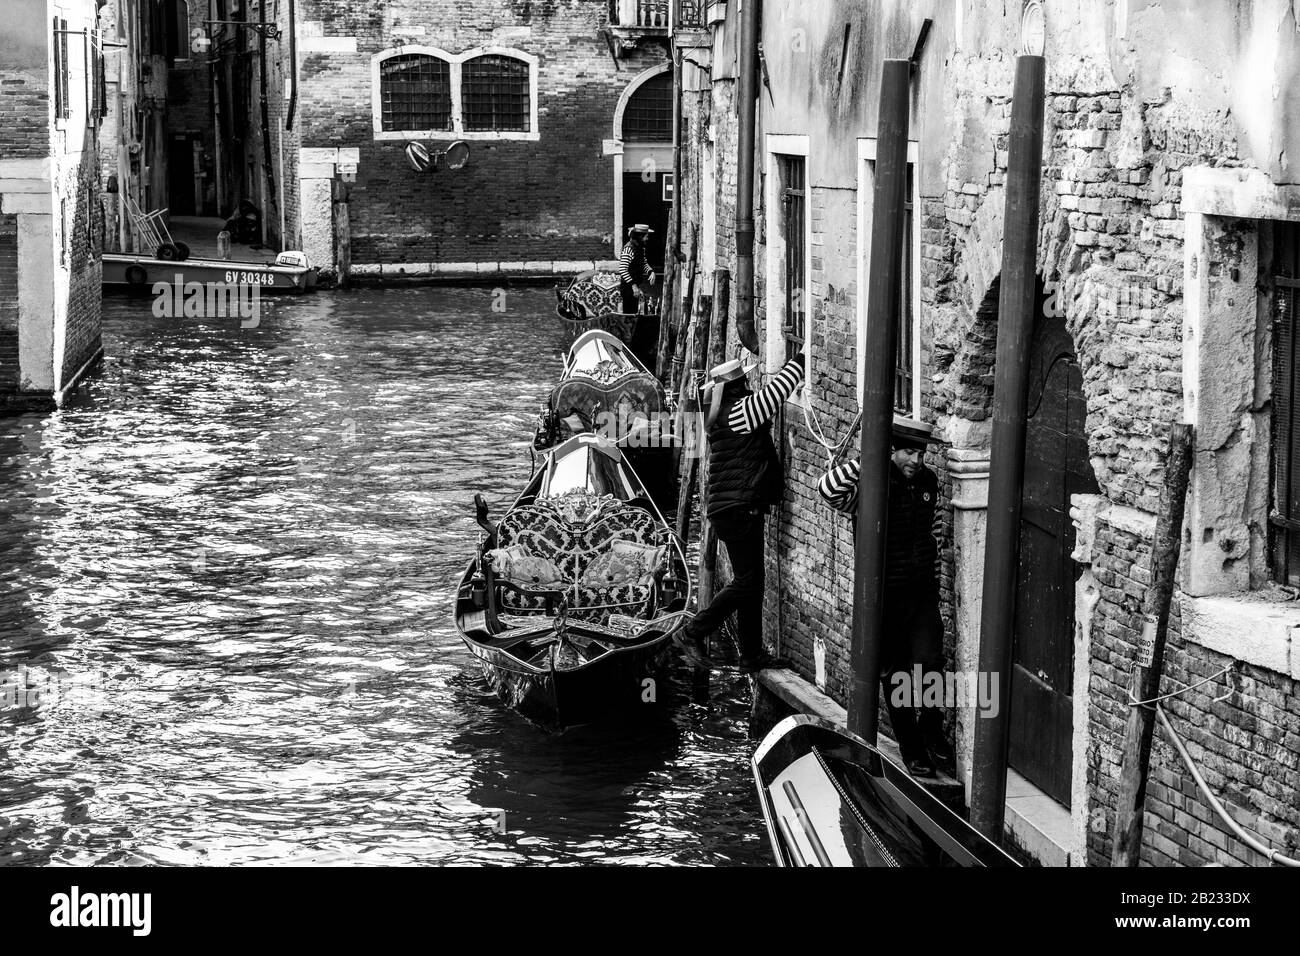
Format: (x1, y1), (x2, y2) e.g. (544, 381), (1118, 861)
(656, 198), (680, 382)
(1111, 422), (1194, 866)
(674, 278), (711, 543)
(847, 59), (911, 745)
(970, 54), (1046, 842)
(697, 269), (731, 605)
(669, 226), (699, 399)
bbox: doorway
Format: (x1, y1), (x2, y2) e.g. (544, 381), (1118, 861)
(168, 133), (198, 216)
(1008, 286), (1098, 807)
(615, 66), (672, 272)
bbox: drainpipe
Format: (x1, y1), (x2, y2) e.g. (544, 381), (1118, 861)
(285, 0), (297, 131)
(732, 0), (761, 355)
(259, 0), (275, 246)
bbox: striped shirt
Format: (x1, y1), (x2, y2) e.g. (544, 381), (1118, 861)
(817, 458), (861, 515)
(618, 242), (653, 284)
(728, 356), (806, 434)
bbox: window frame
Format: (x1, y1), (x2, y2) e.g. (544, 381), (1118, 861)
(53, 18), (70, 124)
(856, 137), (922, 414)
(1270, 220), (1300, 585)
(763, 134), (812, 376)
(370, 46), (540, 142)
(377, 51), (454, 134)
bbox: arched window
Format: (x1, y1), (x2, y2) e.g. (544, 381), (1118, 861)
(379, 53), (453, 132)
(461, 54), (531, 132)
(621, 72), (672, 143)
(372, 47), (539, 141)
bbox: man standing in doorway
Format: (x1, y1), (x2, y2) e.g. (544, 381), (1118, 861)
(619, 223), (657, 315)
(677, 352), (805, 672)
(619, 224), (660, 369)
(817, 415), (955, 777)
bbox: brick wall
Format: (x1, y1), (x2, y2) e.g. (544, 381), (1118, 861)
(678, 1), (1300, 867)
(296, 0), (667, 264)
(1083, 517), (1300, 866)
(62, 149), (104, 382)
(0, 213), (18, 389)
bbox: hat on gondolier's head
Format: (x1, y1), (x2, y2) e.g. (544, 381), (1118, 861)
(891, 414), (935, 451)
(628, 223), (655, 237)
(701, 358), (759, 427)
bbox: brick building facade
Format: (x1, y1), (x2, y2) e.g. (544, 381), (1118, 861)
(279, 0), (671, 281)
(675, 0), (1300, 866)
(0, 0), (107, 409)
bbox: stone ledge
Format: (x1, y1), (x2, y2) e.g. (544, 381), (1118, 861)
(1179, 590), (1300, 680)
(1003, 767), (1075, 866)
(348, 260), (618, 283)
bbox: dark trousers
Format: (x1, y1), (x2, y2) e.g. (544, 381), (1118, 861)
(881, 584), (946, 759)
(620, 281), (639, 315)
(686, 507), (766, 658)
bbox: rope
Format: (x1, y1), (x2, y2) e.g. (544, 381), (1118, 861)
(1155, 703), (1300, 867)
(1126, 664), (1233, 710)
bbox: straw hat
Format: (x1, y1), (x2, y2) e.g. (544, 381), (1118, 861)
(891, 414), (936, 450)
(701, 358), (758, 427)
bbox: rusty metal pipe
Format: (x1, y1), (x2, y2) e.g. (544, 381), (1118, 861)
(733, 0), (760, 355)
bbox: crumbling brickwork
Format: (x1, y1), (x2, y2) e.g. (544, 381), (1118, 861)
(681, 0), (1300, 865)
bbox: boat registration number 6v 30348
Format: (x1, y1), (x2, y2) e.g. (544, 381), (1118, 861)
(224, 271), (276, 286)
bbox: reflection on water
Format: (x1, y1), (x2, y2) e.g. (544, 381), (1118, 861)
(0, 286), (768, 865)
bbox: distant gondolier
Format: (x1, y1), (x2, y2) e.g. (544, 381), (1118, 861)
(678, 353), (806, 672)
(618, 224), (656, 315)
(817, 415), (954, 777)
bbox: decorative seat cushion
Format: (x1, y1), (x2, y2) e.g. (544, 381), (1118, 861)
(493, 492), (664, 623)
(486, 546), (564, 589)
(581, 541), (666, 587)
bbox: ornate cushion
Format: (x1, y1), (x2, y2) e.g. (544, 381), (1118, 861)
(486, 546), (564, 589)
(493, 492), (664, 622)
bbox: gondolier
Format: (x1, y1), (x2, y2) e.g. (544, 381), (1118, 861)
(678, 353), (805, 672)
(618, 224), (657, 315)
(816, 415), (954, 777)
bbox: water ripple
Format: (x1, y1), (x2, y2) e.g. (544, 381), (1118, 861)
(0, 286), (769, 866)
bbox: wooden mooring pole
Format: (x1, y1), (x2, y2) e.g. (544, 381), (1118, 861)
(1111, 422), (1194, 866)
(847, 59), (911, 745)
(697, 268), (731, 606)
(970, 54), (1046, 842)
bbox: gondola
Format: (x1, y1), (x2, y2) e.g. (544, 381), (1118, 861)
(454, 433), (691, 731)
(534, 329), (674, 508)
(554, 268), (659, 351)
(752, 715), (1019, 867)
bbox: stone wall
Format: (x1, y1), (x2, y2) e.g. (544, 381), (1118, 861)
(295, 0), (667, 267)
(682, 0), (1300, 865)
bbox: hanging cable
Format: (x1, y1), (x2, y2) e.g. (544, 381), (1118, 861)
(1155, 703), (1300, 867)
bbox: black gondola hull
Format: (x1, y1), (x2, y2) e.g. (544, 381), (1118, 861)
(464, 631), (675, 731)
(752, 715), (1019, 867)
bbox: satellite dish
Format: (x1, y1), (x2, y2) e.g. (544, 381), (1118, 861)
(443, 140), (470, 171)
(404, 141), (433, 173)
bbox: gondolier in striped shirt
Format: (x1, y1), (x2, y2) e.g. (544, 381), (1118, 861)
(618, 224), (657, 315)
(677, 352), (806, 672)
(816, 415), (954, 777)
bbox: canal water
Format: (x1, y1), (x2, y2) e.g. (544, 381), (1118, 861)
(0, 286), (769, 866)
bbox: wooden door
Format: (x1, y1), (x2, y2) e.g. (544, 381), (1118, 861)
(1008, 308), (1097, 807)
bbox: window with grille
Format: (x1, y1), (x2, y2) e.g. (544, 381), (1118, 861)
(778, 155), (806, 360)
(379, 54), (452, 132)
(53, 18), (70, 120)
(461, 54), (530, 133)
(621, 73), (672, 143)
(1270, 222), (1300, 585)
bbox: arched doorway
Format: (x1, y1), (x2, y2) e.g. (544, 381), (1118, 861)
(1009, 289), (1099, 807)
(613, 65), (672, 271)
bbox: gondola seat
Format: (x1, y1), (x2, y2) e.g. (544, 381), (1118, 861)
(493, 491), (665, 624)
